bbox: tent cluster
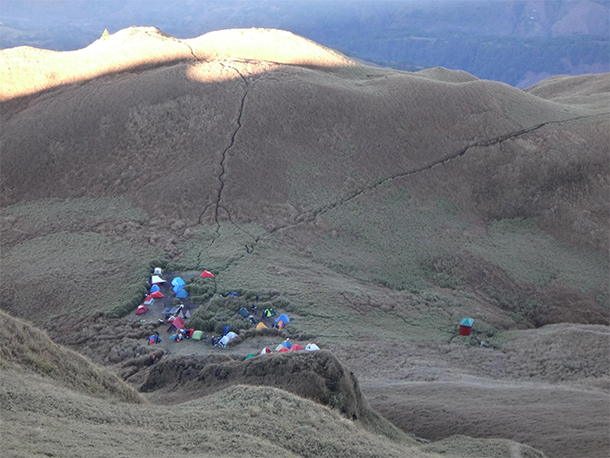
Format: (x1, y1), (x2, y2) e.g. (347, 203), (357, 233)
(249, 341), (319, 359)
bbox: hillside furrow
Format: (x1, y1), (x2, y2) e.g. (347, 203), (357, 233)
(209, 111), (608, 275)
(196, 63), (249, 263)
(307, 112), (609, 222)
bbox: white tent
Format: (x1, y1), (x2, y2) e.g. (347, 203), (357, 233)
(260, 347), (272, 355)
(151, 275), (166, 284)
(154, 267), (163, 275)
(305, 343), (320, 351)
(219, 332), (238, 347)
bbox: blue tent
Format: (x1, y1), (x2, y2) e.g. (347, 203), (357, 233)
(171, 277), (185, 291)
(222, 325), (231, 336)
(275, 313), (290, 324)
(281, 340), (292, 349)
(238, 307), (249, 318)
(460, 318), (475, 327)
(150, 284), (161, 293)
(228, 292), (239, 297)
(176, 289), (188, 299)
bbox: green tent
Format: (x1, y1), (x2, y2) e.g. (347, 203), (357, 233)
(244, 354), (257, 360)
(192, 330), (204, 341)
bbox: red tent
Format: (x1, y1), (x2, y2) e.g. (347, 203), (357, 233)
(291, 344), (305, 351)
(200, 270), (215, 278)
(143, 295), (155, 305)
(278, 347), (291, 353)
(150, 291), (164, 299)
(136, 305), (147, 315)
(167, 316), (186, 333)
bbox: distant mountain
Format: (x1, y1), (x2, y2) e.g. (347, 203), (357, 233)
(0, 0), (608, 87)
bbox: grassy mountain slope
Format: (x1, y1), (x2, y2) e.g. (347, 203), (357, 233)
(0, 27), (607, 458)
(0, 310), (143, 403)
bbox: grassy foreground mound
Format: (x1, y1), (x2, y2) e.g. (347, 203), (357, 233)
(140, 349), (407, 442)
(0, 313), (545, 458)
(0, 310), (143, 403)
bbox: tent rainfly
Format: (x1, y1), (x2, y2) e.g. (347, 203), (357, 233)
(200, 270), (215, 278)
(171, 277), (185, 292)
(275, 313), (290, 324)
(459, 318), (474, 336)
(238, 307), (249, 318)
(278, 347), (290, 353)
(219, 332), (238, 347)
(151, 275), (166, 284)
(167, 317), (186, 333)
(192, 330), (204, 341)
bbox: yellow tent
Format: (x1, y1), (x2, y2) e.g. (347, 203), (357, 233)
(256, 322), (267, 330)
(101, 29), (109, 39)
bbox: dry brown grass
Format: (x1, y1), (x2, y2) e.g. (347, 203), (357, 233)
(0, 310), (142, 403)
(0, 27), (608, 458)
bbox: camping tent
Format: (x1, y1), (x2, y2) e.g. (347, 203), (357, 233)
(148, 334), (161, 344)
(238, 308), (249, 318)
(459, 318), (474, 336)
(200, 270), (214, 278)
(167, 317), (185, 333)
(244, 354), (257, 360)
(228, 292), (239, 297)
(263, 308), (277, 318)
(305, 343), (320, 351)
(222, 325), (231, 336)
(275, 343), (284, 352)
(150, 291), (164, 299)
(281, 340), (292, 349)
(291, 344), (305, 351)
(219, 331), (237, 347)
(278, 347), (290, 353)
(275, 314), (290, 324)
(171, 277), (185, 288)
(256, 322), (268, 330)
(151, 275), (166, 284)
(154, 267), (163, 275)
(136, 305), (147, 315)
(150, 284), (161, 293)
(176, 289), (188, 299)
(275, 313), (290, 324)
(143, 295), (155, 306)
(172, 277), (185, 293)
(192, 330), (204, 341)
(260, 347), (272, 354)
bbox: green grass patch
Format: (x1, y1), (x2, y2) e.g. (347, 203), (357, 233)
(470, 218), (608, 292)
(1, 232), (160, 323)
(4, 197), (148, 230)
